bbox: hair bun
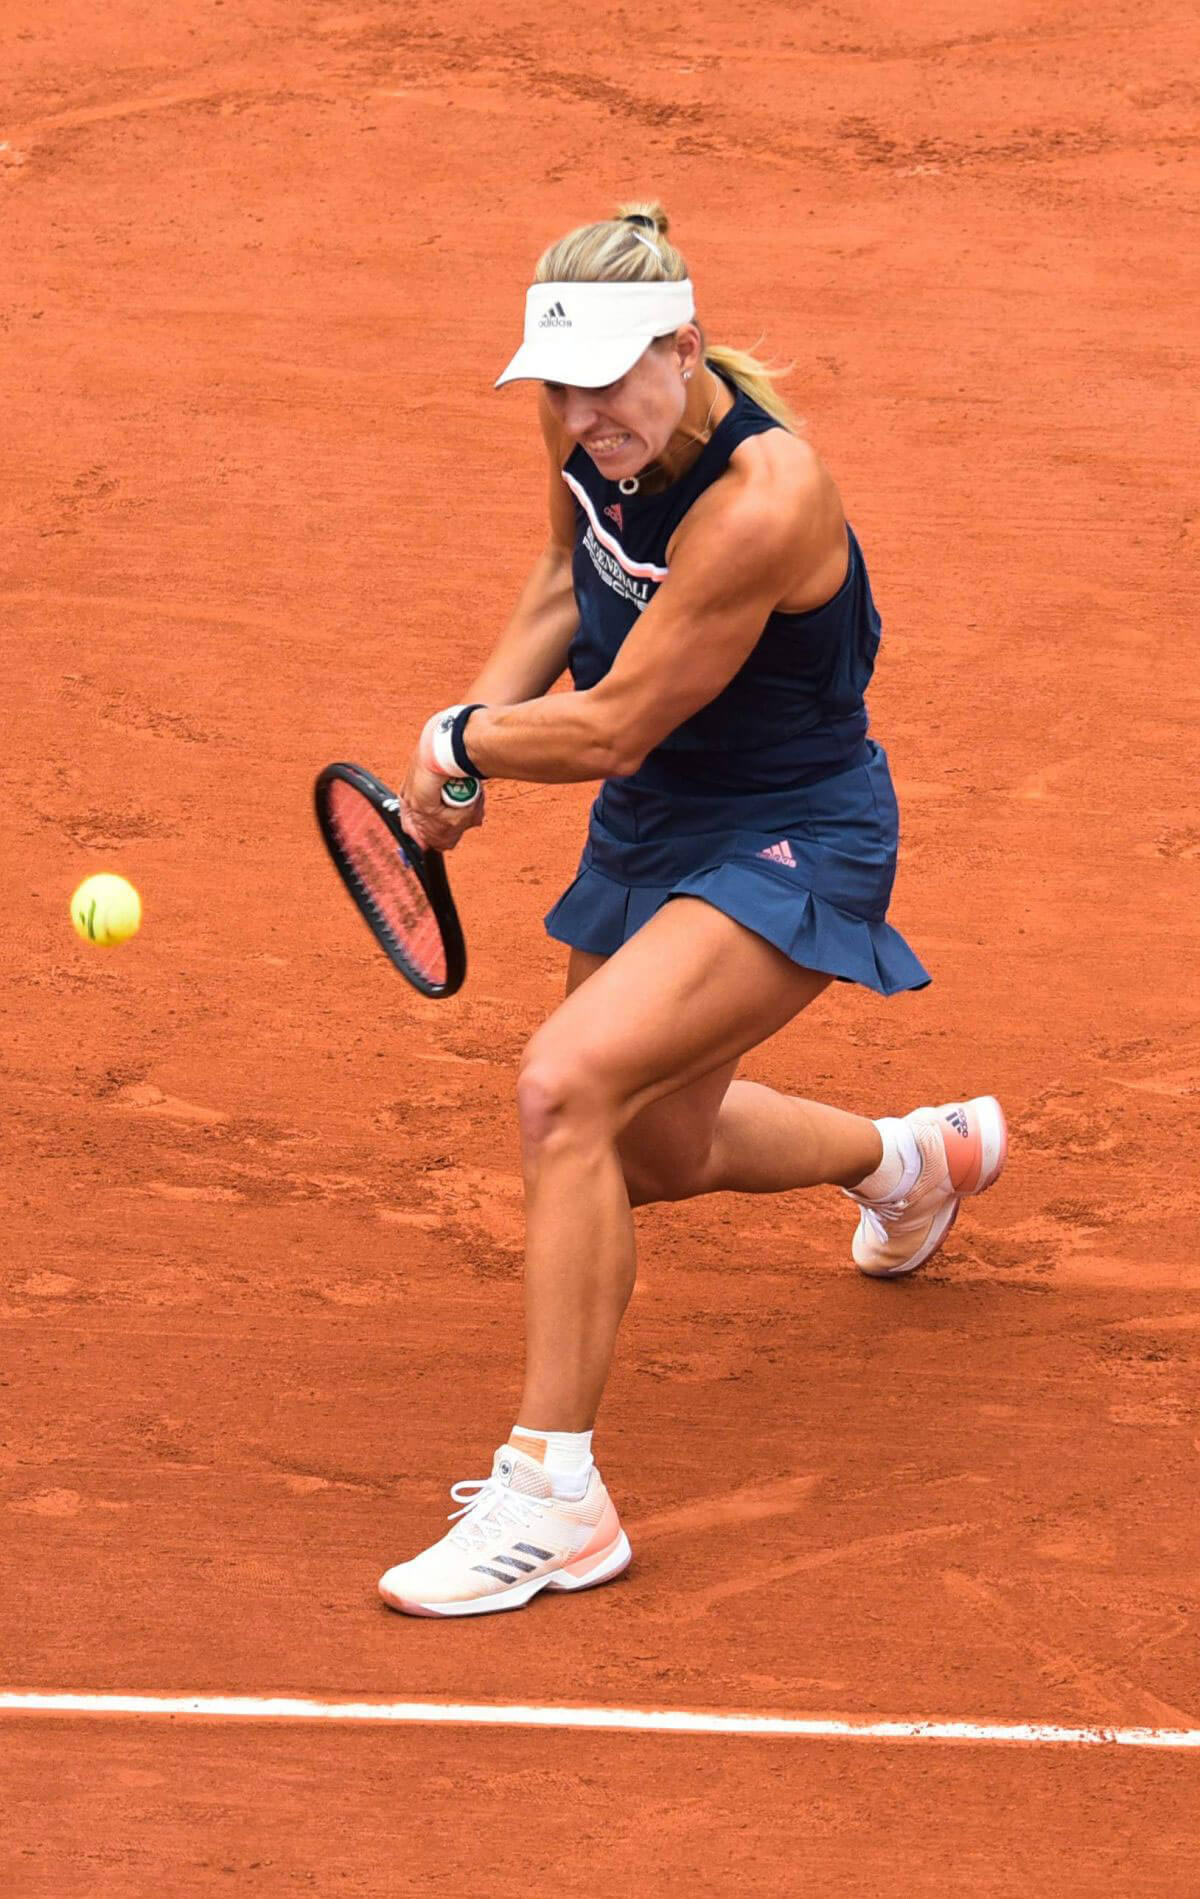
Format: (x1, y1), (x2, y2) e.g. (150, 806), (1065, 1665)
(615, 199), (670, 239)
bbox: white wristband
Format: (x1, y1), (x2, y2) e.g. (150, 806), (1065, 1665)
(420, 705), (469, 779)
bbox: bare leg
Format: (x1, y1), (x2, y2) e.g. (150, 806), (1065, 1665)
(637, 1078), (883, 1203)
(517, 903), (837, 1430)
(518, 1091), (638, 1432)
(564, 949), (884, 1208)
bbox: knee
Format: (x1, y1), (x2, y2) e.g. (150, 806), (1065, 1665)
(516, 1036), (616, 1153)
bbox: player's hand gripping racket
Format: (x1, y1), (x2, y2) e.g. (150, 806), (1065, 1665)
(314, 761), (478, 997)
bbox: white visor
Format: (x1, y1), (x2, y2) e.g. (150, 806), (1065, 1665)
(495, 279), (697, 389)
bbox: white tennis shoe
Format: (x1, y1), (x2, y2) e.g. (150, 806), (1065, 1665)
(378, 1445), (632, 1617)
(846, 1096), (1008, 1278)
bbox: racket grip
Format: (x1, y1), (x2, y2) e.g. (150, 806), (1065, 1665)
(440, 775), (480, 810)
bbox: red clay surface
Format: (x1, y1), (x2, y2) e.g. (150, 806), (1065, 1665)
(4, 0), (1199, 1891)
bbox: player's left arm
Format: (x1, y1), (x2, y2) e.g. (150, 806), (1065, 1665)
(463, 440), (835, 782)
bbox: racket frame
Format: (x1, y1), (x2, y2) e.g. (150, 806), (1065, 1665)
(314, 760), (468, 998)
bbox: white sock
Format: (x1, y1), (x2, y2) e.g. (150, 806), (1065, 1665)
(510, 1426), (594, 1499)
(851, 1116), (921, 1202)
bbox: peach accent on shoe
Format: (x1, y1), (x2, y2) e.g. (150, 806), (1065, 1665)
(562, 1498), (622, 1574)
(555, 1530), (632, 1587)
(508, 1431), (547, 1463)
(938, 1104), (986, 1193)
(949, 1096), (1007, 1195)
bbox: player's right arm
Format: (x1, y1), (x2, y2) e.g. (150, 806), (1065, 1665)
(462, 392), (579, 705)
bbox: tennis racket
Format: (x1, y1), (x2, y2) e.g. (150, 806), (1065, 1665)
(314, 760), (478, 998)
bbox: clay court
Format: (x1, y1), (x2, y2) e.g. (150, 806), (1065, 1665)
(4, 0), (1199, 1890)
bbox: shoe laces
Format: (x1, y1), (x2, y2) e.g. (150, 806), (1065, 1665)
(845, 1125), (940, 1242)
(444, 1477), (539, 1552)
(844, 1187), (910, 1245)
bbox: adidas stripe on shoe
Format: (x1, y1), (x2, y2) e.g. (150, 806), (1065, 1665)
(378, 1446), (631, 1618)
(845, 1095), (1008, 1278)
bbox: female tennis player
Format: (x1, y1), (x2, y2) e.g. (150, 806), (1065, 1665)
(377, 203), (1006, 1617)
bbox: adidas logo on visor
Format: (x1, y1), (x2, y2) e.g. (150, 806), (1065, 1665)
(538, 301), (571, 327)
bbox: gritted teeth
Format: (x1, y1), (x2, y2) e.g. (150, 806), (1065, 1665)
(588, 433), (632, 453)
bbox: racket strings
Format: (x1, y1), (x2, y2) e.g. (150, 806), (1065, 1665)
(326, 781), (447, 988)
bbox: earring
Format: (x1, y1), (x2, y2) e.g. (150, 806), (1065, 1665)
(682, 369), (693, 382)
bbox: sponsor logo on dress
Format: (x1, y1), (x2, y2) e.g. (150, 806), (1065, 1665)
(603, 502), (624, 530)
(581, 523), (655, 611)
(758, 839), (797, 867)
(538, 300), (570, 327)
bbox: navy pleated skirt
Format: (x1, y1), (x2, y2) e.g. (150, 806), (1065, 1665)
(543, 740), (930, 996)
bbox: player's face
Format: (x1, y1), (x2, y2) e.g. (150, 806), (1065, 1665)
(543, 334), (695, 480)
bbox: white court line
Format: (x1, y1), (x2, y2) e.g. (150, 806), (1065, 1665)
(2, 1694), (1199, 1749)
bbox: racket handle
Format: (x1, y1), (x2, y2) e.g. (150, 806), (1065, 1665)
(440, 775), (480, 810)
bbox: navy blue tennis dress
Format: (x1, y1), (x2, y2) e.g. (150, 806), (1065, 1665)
(543, 369), (930, 995)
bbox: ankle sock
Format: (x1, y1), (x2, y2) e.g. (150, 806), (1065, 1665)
(509, 1426), (594, 1499)
(851, 1116), (921, 1201)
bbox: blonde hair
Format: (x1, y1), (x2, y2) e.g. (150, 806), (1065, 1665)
(534, 200), (800, 432)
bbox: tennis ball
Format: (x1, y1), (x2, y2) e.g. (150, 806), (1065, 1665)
(71, 873), (142, 946)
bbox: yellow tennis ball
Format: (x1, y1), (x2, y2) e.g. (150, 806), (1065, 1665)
(71, 873), (142, 946)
